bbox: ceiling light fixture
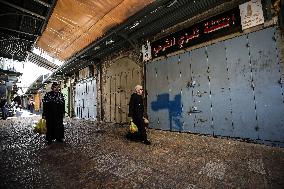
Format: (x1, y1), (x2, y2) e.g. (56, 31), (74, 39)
(130, 21), (140, 29)
(94, 46), (100, 50)
(106, 39), (114, 45)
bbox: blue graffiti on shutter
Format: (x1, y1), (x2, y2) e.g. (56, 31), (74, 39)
(151, 93), (182, 130)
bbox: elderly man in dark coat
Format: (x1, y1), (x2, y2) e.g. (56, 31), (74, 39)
(42, 82), (65, 145)
(128, 85), (151, 145)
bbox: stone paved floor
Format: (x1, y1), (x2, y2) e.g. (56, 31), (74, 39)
(0, 117), (284, 189)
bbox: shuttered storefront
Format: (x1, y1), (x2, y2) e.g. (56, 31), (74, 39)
(146, 27), (284, 145)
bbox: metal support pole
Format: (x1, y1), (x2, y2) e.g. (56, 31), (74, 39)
(0, 0), (46, 20)
(0, 27), (38, 37)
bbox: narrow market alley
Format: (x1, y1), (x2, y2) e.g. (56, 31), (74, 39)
(1, 117), (283, 189)
(1, 0), (284, 188)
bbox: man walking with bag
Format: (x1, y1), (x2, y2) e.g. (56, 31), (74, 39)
(128, 85), (151, 145)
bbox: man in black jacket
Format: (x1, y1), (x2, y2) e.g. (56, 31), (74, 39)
(42, 82), (65, 145)
(128, 85), (151, 145)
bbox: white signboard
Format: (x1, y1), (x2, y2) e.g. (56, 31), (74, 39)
(239, 0), (264, 30)
(142, 41), (152, 61)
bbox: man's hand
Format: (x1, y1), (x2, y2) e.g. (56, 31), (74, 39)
(143, 117), (149, 124)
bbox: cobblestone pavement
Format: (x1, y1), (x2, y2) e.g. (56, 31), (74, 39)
(0, 117), (284, 189)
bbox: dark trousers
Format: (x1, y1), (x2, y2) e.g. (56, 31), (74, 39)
(1, 107), (7, 119)
(46, 116), (64, 141)
(132, 116), (147, 141)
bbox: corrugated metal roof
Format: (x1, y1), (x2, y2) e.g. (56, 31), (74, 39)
(0, 0), (57, 61)
(27, 52), (59, 71)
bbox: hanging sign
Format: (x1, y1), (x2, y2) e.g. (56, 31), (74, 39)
(151, 8), (241, 58)
(142, 41), (152, 61)
(239, 0), (264, 30)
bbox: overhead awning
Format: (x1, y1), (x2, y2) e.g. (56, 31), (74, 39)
(36, 0), (154, 61)
(27, 52), (59, 71)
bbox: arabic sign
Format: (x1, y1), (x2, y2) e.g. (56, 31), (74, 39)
(151, 8), (241, 58)
(239, 0), (264, 30)
(142, 41), (152, 61)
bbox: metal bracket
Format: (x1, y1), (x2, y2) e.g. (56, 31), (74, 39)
(188, 106), (202, 113)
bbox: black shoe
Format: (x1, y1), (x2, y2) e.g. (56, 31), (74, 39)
(126, 133), (141, 142)
(142, 140), (151, 145)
